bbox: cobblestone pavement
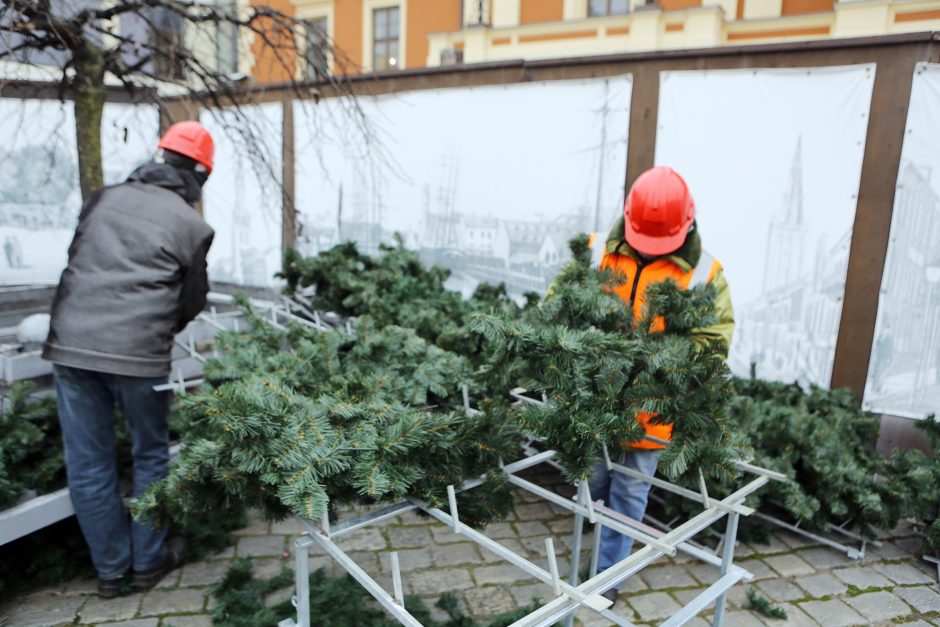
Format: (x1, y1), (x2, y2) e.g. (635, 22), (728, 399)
(1, 466), (937, 627)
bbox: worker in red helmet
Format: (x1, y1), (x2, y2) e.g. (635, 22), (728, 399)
(586, 166), (734, 606)
(43, 121), (216, 599)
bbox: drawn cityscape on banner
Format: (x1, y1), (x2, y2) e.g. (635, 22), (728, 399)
(299, 164), (594, 296)
(200, 103), (284, 288)
(0, 99), (158, 285)
(731, 139), (851, 387)
(294, 76), (632, 297)
(865, 160), (940, 416)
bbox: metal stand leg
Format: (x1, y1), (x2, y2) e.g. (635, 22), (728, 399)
(712, 513), (740, 627)
(293, 535), (315, 627)
(590, 520), (602, 578)
(564, 481), (587, 627)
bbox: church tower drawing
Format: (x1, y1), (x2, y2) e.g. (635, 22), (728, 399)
(762, 138), (807, 295)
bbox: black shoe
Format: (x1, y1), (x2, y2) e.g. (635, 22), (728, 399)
(600, 587), (618, 609)
(131, 537), (188, 591)
(98, 573), (129, 599)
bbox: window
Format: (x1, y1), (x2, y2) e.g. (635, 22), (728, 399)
(304, 17), (329, 79)
(212, 0), (239, 74)
(373, 6), (400, 71)
(588, 0), (630, 16)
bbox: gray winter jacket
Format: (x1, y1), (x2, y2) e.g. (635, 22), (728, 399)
(43, 164), (215, 378)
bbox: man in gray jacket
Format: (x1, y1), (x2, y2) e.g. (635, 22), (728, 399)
(43, 121), (215, 598)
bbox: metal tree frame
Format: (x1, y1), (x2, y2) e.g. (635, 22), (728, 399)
(277, 448), (783, 627)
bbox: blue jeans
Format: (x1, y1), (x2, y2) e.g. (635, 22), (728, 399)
(588, 449), (661, 589)
(54, 364), (170, 580)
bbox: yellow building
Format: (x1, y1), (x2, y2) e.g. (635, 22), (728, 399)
(281, 0), (940, 80)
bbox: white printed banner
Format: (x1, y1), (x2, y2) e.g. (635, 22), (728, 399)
(294, 75), (632, 297)
(863, 62), (940, 419)
(200, 103), (284, 288)
(0, 99), (157, 285)
(656, 65), (875, 387)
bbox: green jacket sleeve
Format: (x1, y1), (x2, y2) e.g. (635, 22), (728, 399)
(691, 268), (734, 358)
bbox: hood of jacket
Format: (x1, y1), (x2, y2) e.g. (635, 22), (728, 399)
(127, 161), (205, 205)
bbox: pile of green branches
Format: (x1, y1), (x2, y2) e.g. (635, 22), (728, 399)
(728, 377), (902, 537)
(471, 235), (746, 482)
(0, 382), (65, 510)
(136, 301), (520, 529)
(885, 415), (940, 554)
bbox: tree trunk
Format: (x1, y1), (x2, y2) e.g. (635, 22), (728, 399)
(73, 38), (107, 201)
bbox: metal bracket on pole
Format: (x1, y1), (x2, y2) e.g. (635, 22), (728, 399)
(698, 469), (711, 510)
(390, 551), (405, 605)
(447, 485), (461, 534)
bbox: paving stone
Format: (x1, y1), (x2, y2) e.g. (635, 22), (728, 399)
(62, 576), (99, 597)
(873, 561), (936, 585)
(798, 599), (866, 626)
(179, 559), (232, 587)
(794, 572), (847, 598)
(472, 563), (535, 586)
(687, 562), (720, 585)
(725, 583), (751, 609)
(617, 574), (649, 594)
(346, 551), (381, 576)
(720, 610), (767, 626)
(896, 586), (940, 614)
(409, 568), (474, 593)
(252, 557), (291, 579)
(514, 521), (551, 538)
(509, 582), (554, 606)
(771, 604), (818, 626)
(798, 546), (855, 570)
(755, 579), (805, 602)
(210, 544), (235, 559)
(154, 568), (182, 589)
(893, 536), (924, 555)
(387, 525), (433, 549)
(231, 512), (270, 535)
(894, 621), (933, 627)
(763, 554), (815, 578)
(864, 539), (912, 561)
(161, 614), (214, 627)
(547, 518), (583, 535)
(0, 592), (84, 627)
(574, 606), (626, 627)
(463, 586), (517, 617)
(263, 584), (295, 608)
(639, 564), (698, 590)
(746, 534), (790, 555)
(737, 559), (776, 581)
(671, 587), (707, 606)
(78, 593), (143, 623)
(237, 534), (286, 557)
(394, 510), (426, 526)
(629, 591), (682, 621)
(335, 527), (387, 552)
(431, 524), (468, 545)
(776, 531), (818, 550)
(379, 548), (433, 573)
(270, 517), (307, 535)
(832, 566), (893, 589)
(431, 542), (484, 567)
(103, 619), (159, 627)
(514, 502), (556, 521)
(140, 588), (206, 616)
(844, 590), (911, 622)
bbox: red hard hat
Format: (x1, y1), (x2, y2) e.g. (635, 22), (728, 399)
(624, 166), (695, 256)
(158, 121), (214, 172)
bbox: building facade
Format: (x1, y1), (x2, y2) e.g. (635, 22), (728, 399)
(275, 0), (940, 82)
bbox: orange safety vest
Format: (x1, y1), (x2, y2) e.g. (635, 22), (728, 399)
(588, 232), (722, 450)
